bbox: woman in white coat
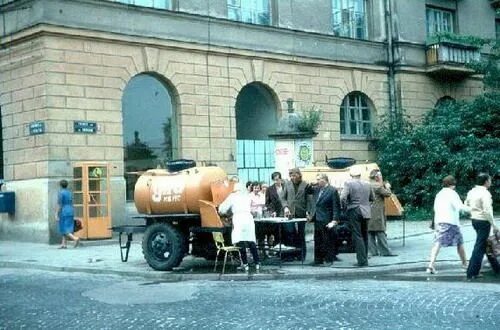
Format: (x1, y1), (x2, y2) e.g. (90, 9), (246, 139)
(219, 182), (260, 271)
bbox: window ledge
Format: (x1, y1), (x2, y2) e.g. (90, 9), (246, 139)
(340, 135), (375, 141)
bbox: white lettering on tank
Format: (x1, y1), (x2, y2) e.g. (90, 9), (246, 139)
(151, 179), (185, 203)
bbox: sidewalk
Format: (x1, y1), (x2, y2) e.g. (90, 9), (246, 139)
(0, 219), (498, 282)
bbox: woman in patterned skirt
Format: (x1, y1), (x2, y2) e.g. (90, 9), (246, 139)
(426, 175), (469, 274)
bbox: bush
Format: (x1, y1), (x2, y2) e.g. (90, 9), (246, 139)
(374, 39), (500, 216)
(297, 106), (322, 133)
(375, 95), (500, 212)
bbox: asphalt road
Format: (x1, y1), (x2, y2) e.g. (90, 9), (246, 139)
(1, 268), (499, 330)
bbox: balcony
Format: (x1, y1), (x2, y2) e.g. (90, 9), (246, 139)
(426, 41), (480, 79)
(490, 0), (500, 9)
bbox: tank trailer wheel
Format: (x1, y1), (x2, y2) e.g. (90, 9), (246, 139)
(142, 223), (184, 271)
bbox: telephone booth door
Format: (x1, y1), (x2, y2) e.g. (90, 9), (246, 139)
(73, 162), (112, 239)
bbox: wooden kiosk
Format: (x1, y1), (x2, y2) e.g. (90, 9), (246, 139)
(73, 162), (112, 239)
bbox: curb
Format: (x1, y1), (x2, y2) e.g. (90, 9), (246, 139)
(0, 260), (466, 282)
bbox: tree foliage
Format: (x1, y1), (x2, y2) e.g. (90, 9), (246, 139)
(375, 40), (500, 215)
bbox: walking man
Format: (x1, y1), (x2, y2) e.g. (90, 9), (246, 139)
(341, 167), (374, 267)
(466, 173), (498, 280)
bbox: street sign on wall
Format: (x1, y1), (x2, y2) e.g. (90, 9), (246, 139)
(74, 121), (97, 134)
(28, 121), (45, 135)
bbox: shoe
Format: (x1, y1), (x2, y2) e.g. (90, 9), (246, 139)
(58, 245), (67, 249)
(238, 264), (249, 272)
(353, 263), (368, 267)
(74, 238), (81, 248)
(466, 274), (483, 280)
(255, 264), (260, 271)
(382, 254), (398, 257)
(426, 266), (437, 274)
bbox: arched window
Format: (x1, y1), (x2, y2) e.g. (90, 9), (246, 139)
(235, 82), (278, 184)
(340, 92), (373, 137)
(122, 74), (178, 200)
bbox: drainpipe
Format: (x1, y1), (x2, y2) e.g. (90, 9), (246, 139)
(384, 0), (397, 127)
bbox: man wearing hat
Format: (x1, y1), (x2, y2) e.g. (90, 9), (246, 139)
(341, 167), (374, 267)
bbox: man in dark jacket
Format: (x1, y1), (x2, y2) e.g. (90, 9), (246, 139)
(309, 173), (342, 265)
(282, 168), (312, 260)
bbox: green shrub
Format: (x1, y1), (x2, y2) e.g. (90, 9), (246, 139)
(374, 39), (499, 217)
(375, 95), (499, 213)
(297, 106), (322, 133)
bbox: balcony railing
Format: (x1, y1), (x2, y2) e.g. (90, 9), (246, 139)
(427, 41), (480, 65)
(426, 41), (480, 78)
(490, 0), (500, 9)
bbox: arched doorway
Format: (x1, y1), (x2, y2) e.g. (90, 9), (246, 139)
(235, 82), (278, 184)
(122, 73), (178, 200)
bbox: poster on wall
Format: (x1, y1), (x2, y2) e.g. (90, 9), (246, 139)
(294, 139), (313, 168)
(274, 140), (294, 176)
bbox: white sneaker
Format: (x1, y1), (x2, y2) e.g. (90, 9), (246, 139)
(238, 264), (249, 272)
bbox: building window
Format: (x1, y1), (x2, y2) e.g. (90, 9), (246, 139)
(114, 0), (172, 10)
(122, 74), (177, 200)
(426, 7), (454, 36)
(332, 0), (366, 39)
(227, 0), (271, 25)
(340, 92), (373, 137)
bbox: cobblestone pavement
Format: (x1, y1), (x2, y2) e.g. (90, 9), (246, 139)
(1, 268), (499, 330)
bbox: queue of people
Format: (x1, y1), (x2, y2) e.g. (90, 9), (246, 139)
(222, 167), (370, 269)
(221, 168), (497, 277)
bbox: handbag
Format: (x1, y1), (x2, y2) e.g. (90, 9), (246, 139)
(74, 218), (83, 232)
(486, 231), (500, 274)
(384, 194), (404, 216)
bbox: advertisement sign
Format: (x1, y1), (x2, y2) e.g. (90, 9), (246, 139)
(274, 140), (294, 177)
(294, 139), (313, 168)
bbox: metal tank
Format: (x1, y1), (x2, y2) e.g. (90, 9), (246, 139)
(134, 166), (227, 215)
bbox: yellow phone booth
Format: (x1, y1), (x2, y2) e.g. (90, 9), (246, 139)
(73, 162), (112, 239)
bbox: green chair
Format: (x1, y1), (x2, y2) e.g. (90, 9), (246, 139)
(212, 232), (242, 274)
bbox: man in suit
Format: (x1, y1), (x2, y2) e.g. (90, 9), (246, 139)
(341, 167), (374, 267)
(309, 173), (342, 265)
(282, 168), (312, 260)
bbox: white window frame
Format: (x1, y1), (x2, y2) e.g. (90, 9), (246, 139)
(340, 93), (373, 138)
(114, 0), (172, 10)
(227, 0), (271, 25)
(426, 7), (454, 36)
(332, 0), (367, 39)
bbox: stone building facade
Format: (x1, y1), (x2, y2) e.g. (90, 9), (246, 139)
(0, 0), (497, 242)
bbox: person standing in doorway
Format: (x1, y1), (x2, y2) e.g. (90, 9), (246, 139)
(368, 169), (397, 257)
(55, 179), (80, 249)
(426, 175), (469, 274)
(466, 173), (498, 280)
(341, 167), (374, 267)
